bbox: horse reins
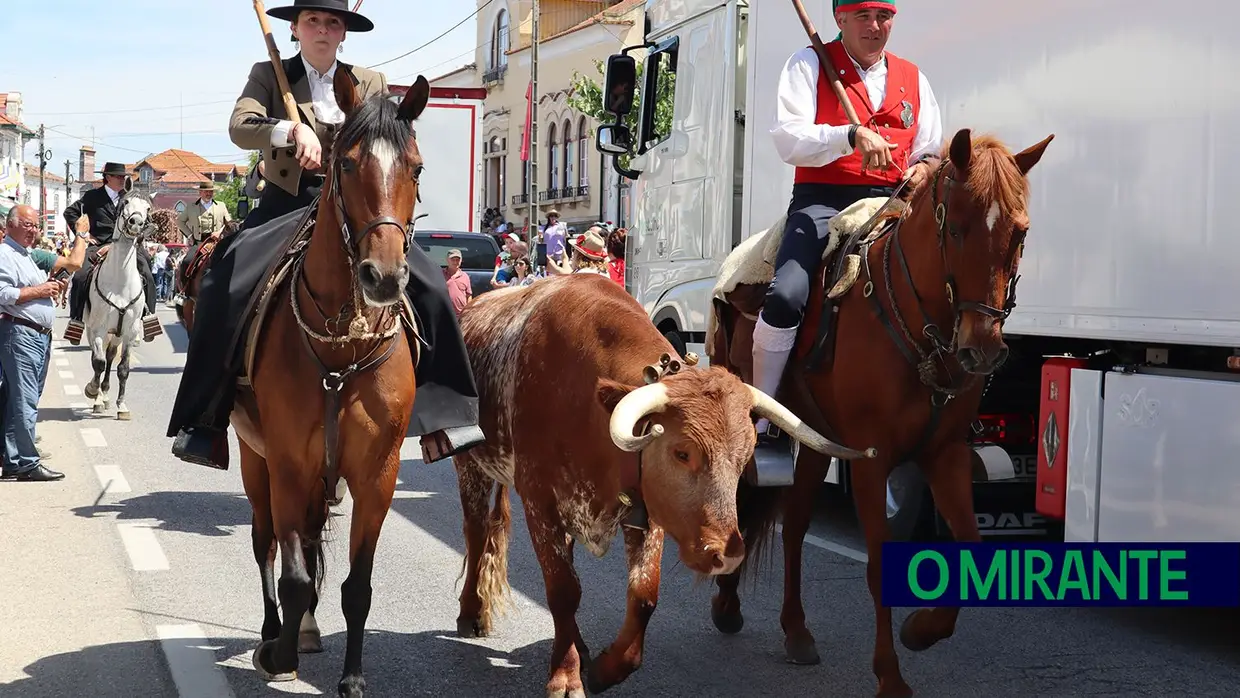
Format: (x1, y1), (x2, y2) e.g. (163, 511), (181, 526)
(861, 159), (1019, 405)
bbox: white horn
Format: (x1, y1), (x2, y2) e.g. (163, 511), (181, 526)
(747, 386), (878, 460)
(609, 382), (670, 452)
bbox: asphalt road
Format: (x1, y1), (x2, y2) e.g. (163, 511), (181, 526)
(3, 306), (1239, 698)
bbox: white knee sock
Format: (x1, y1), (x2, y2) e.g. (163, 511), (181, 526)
(752, 315), (799, 433)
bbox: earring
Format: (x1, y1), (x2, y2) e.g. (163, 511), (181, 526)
(338, 44), (343, 54)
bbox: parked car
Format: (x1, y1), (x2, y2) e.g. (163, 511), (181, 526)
(413, 230), (502, 299)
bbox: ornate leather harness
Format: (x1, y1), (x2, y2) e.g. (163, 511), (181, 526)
(800, 160), (1023, 463)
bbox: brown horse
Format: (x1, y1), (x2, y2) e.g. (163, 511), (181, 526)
(173, 226), (230, 332)
(228, 74), (429, 697)
(709, 129), (1053, 697)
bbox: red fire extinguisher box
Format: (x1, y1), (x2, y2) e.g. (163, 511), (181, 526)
(1036, 357), (1090, 519)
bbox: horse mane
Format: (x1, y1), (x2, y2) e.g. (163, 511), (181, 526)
(334, 92), (414, 158)
(952, 133), (1029, 219)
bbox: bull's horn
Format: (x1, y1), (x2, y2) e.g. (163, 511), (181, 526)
(609, 382), (670, 452)
(747, 386), (878, 460)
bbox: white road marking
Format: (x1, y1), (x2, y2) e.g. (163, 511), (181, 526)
(63, 384), (80, 396)
(58, 370), (75, 380)
(70, 401), (89, 409)
(391, 490), (435, 500)
(55, 358), (70, 367)
(776, 524), (869, 563)
(79, 428), (107, 448)
(117, 523), (170, 571)
(156, 624), (238, 698)
(93, 465), (132, 494)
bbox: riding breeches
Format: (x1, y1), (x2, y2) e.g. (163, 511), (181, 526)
(761, 183), (896, 330)
(70, 244), (156, 321)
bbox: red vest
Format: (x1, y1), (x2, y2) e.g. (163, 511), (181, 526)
(794, 41), (921, 187)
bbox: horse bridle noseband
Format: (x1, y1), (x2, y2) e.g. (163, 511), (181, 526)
(862, 159), (1023, 404)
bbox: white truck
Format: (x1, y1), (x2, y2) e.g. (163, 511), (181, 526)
(390, 84), (486, 233)
(596, 0), (1240, 542)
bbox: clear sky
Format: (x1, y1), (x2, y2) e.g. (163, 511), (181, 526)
(11, 0), (479, 173)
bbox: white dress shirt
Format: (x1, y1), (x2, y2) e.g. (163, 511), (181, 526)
(270, 56), (348, 147)
(770, 46), (943, 170)
(105, 184), (121, 205)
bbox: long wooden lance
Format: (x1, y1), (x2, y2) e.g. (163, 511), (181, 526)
(253, 0), (302, 127)
(789, 0), (861, 127)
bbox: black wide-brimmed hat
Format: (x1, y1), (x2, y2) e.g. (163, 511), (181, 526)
(98, 162), (128, 177)
(266, 0), (374, 32)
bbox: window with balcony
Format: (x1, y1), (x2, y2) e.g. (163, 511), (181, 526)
(485, 10), (509, 83)
(547, 123), (559, 194)
(577, 116), (589, 191)
(563, 119), (574, 195)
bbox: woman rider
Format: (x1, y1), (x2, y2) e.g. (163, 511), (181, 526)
(166, 0), (484, 469)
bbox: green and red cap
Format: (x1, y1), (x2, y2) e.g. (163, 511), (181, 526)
(833, 0), (897, 13)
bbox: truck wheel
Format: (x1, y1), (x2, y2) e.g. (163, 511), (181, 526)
(662, 328), (688, 358)
(856, 462), (935, 542)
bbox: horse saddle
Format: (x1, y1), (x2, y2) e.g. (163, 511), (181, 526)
(177, 238), (218, 293)
(89, 244), (112, 266)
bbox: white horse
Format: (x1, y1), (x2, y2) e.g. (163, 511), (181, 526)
(83, 193), (154, 420)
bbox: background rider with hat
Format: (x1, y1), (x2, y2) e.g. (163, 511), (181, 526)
(62, 162), (161, 344)
(751, 0), (943, 457)
(177, 181), (232, 245)
(167, 0), (485, 469)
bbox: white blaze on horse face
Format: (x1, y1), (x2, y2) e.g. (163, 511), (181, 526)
(371, 138), (399, 197)
(986, 202), (1001, 232)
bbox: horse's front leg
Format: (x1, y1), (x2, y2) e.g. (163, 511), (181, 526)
(85, 334), (106, 403)
(898, 442), (979, 653)
(338, 452), (399, 698)
(114, 343), (132, 420)
(586, 524), (665, 693)
(852, 456), (912, 698)
(98, 340), (117, 412)
(238, 440), (281, 643)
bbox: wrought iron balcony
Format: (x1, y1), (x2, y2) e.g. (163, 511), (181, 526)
(483, 64), (508, 85)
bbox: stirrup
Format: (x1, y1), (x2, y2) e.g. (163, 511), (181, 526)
(63, 320), (84, 345)
(420, 425), (486, 463)
(143, 314), (163, 342)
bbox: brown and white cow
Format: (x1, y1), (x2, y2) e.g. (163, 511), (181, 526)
(451, 273), (873, 697)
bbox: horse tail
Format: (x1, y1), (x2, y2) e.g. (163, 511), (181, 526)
(476, 481), (514, 630)
(734, 477), (785, 584)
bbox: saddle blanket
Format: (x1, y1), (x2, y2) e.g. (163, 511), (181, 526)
(704, 196), (891, 359)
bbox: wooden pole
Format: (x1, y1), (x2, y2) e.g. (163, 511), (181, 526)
(253, 0), (302, 126)
(789, 0), (861, 127)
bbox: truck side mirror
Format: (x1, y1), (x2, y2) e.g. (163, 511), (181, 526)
(603, 54), (637, 117)
(597, 123), (633, 155)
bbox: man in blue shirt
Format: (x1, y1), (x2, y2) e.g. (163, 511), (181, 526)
(0, 205), (67, 481)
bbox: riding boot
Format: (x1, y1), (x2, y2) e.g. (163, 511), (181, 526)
(64, 260), (93, 346)
(137, 252), (163, 342)
(751, 315), (799, 451)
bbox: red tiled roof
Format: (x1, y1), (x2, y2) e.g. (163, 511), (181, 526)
(23, 163), (66, 185)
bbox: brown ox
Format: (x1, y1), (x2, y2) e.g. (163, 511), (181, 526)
(451, 273), (875, 697)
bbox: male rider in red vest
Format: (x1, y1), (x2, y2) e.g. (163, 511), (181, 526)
(753, 0), (944, 456)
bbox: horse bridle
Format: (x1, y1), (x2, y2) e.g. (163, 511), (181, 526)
(863, 159), (1023, 403)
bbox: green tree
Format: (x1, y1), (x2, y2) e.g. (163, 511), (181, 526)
(567, 58), (676, 173)
(213, 151), (261, 217)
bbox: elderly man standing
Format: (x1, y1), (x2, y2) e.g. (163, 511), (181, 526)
(0, 205), (66, 481)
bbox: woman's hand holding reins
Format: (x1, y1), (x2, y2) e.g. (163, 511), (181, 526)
(292, 123), (323, 170)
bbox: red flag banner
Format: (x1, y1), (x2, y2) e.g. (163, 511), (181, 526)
(520, 79), (533, 162)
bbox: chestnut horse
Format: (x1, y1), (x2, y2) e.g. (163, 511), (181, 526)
(709, 129), (1053, 697)
(229, 76), (429, 697)
(173, 226), (229, 332)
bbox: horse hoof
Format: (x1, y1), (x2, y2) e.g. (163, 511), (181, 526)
(338, 675), (366, 697)
(116, 411), (131, 421)
(456, 616), (489, 638)
(711, 606), (744, 635)
(898, 610), (936, 652)
(584, 651), (620, 695)
(877, 679), (915, 697)
(84, 384), (99, 399)
(93, 404), (104, 414)
(298, 613), (322, 653)
(251, 639), (296, 682)
(784, 637), (821, 665)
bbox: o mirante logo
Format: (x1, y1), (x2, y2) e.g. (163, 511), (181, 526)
(881, 543), (1240, 607)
